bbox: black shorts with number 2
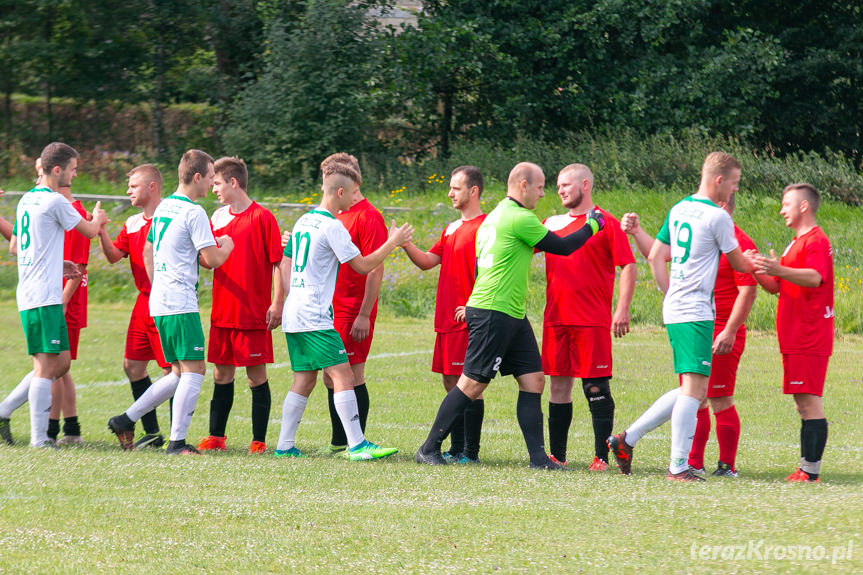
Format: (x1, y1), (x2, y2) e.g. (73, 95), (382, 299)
(462, 307), (543, 384)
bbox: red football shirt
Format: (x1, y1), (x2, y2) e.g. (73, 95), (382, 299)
(63, 200), (90, 329)
(542, 208), (635, 328)
(429, 214), (486, 333)
(776, 226), (834, 356)
(333, 198), (387, 321)
(113, 213), (153, 297)
(713, 225), (758, 326)
(210, 202), (283, 329)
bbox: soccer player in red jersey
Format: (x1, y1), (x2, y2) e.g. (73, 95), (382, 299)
(748, 183), (834, 483)
(320, 153), (386, 452)
(624, 192), (762, 477)
(197, 157), (284, 454)
(402, 166), (487, 463)
(542, 164), (636, 470)
(97, 164), (172, 449)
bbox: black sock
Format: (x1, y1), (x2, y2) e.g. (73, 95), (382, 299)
(447, 408), (465, 456)
(800, 419), (808, 460)
(328, 387), (348, 446)
(62, 416), (80, 436)
(462, 399), (484, 460)
(131, 376), (159, 435)
(588, 398), (614, 461)
(420, 386), (473, 454)
(547, 402), (572, 462)
(354, 383), (369, 433)
(803, 418), (828, 477)
(209, 380), (234, 437)
(517, 391), (548, 466)
(47, 418), (60, 440)
(251, 381), (271, 443)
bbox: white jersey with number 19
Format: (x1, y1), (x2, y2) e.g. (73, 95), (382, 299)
(656, 195), (738, 325)
(281, 208), (360, 333)
(147, 194), (216, 317)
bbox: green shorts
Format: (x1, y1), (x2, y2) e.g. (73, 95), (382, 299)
(20, 305), (69, 355)
(154, 313), (205, 363)
(284, 330), (348, 372)
(666, 321), (714, 376)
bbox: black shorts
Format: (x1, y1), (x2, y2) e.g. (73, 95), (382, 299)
(462, 307), (543, 384)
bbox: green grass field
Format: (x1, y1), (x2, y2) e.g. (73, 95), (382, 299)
(0, 304), (861, 574)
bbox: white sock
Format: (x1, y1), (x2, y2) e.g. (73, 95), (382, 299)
(28, 377), (52, 446)
(0, 371), (33, 419)
(625, 387), (679, 446)
(276, 392), (308, 451)
(333, 390), (364, 449)
(169, 372), (204, 442)
(669, 394), (701, 473)
(126, 372), (180, 422)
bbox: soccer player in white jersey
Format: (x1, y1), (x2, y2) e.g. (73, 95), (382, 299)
(607, 152), (755, 481)
(0, 142), (106, 447)
(275, 160), (413, 460)
(107, 149), (233, 455)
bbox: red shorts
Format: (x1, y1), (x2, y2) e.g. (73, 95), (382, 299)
(67, 327), (81, 361)
(707, 325), (746, 398)
(782, 354), (829, 396)
(208, 326), (273, 367)
(334, 317), (375, 365)
(432, 330), (469, 376)
(541, 324), (612, 378)
(126, 296), (170, 368)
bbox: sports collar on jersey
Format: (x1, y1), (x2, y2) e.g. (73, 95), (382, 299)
(505, 196), (525, 208)
(28, 186), (55, 194)
(309, 208), (336, 219)
(686, 195), (719, 208)
(167, 193), (196, 204)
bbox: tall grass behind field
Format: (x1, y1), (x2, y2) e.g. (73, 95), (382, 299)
(1, 174), (860, 332)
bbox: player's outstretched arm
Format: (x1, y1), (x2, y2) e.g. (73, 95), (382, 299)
(199, 235), (234, 269)
(402, 241), (441, 271)
(648, 240), (671, 294)
(725, 247), (756, 275)
(534, 208), (605, 256)
(73, 201), (108, 239)
(753, 248), (821, 289)
(97, 225), (126, 264)
(621, 212), (653, 259)
(347, 221), (413, 275)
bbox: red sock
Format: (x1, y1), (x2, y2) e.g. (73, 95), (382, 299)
(714, 405), (740, 470)
(687, 407), (711, 469)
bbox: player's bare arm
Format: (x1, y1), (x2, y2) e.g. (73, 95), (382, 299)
(621, 212), (654, 258)
(402, 241), (442, 270)
(753, 248), (822, 288)
(352, 265), (383, 342)
(612, 262), (637, 338)
(724, 247), (756, 274)
(143, 241), (154, 284)
(63, 260), (82, 281)
(347, 221), (413, 275)
(267, 260), (285, 331)
(648, 240), (671, 294)
(9, 233), (17, 256)
(97, 225), (126, 263)
(712, 285), (757, 355)
(199, 235), (234, 269)
(61, 265), (84, 314)
(73, 201), (108, 239)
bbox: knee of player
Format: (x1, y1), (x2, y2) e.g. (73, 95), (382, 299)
(582, 378), (614, 410)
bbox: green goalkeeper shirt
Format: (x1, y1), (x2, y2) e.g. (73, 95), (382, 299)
(467, 197), (548, 319)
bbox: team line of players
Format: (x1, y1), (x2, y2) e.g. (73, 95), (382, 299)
(0, 145), (834, 481)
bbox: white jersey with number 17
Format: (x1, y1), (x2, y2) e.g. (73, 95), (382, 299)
(656, 195), (738, 324)
(147, 194), (216, 317)
(281, 208), (360, 333)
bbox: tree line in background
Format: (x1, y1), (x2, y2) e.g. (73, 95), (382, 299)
(1, 0), (861, 189)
